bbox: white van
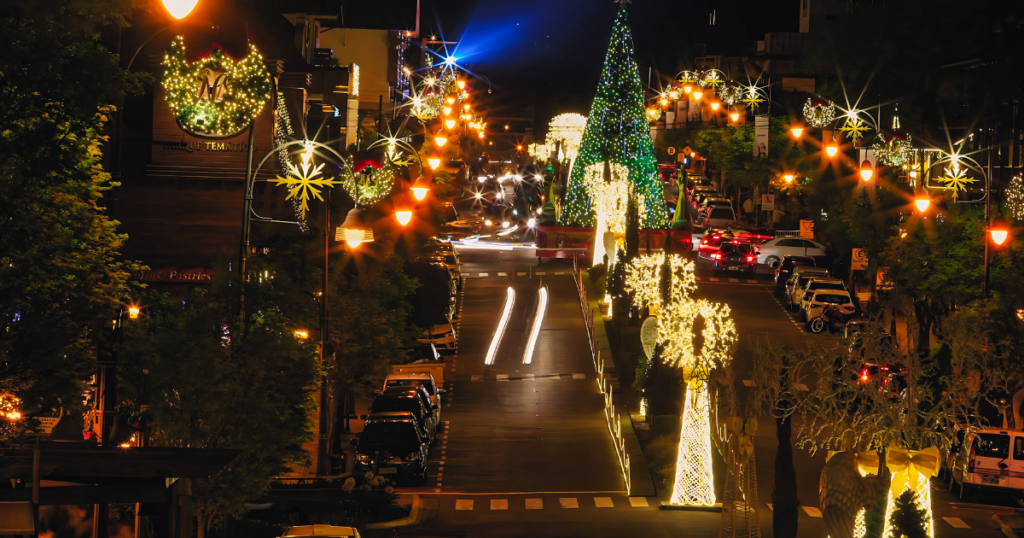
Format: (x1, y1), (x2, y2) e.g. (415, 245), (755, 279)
(949, 428), (1024, 500)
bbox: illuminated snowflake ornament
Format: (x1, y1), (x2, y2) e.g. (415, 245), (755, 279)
(936, 165), (977, 201)
(840, 111), (871, 144)
(741, 85), (765, 110)
(272, 158), (341, 217)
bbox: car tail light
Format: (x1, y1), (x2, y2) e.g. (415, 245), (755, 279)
(712, 253), (721, 260)
(881, 365), (889, 372)
(860, 368), (869, 382)
(746, 255), (754, 262)
(967, 444), (977, 473)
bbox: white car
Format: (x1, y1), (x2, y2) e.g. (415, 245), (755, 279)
(383, 372), (444, 426)
(785, 267), (831, 310)
(280, 525), (360, 538)
(798, 278), (847, 320)
(757, 237), (827, 267)
(950, 428), (1024, 501)
(702, 207), (737, 228)
(418, 323), (456, 353)
(803, 290), (855, 321)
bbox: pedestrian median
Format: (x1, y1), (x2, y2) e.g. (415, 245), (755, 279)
(571, 261), (657, 498)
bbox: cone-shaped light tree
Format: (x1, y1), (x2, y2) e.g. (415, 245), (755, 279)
(561, 3), (669, 229)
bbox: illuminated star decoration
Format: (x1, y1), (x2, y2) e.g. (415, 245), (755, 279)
(272, 144), (341, 217)
(936, 165), (977, 201)
(839, 110), (871, 144)
(699, 69), (726, 91)
(740, 84), (765, 110)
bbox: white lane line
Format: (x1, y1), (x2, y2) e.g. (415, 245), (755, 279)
(479, 273), (489, 277)
(524, 373), (535, 380)
(536, 272), (546, 275)
(484, 287), (515, 365)
(491, 499), (508, 510)
(496, 374), (509, 381)
(742, 380), (755, 387)
(523, 287), (549, 364)
(455, 499), (474, 510)
(942, 517), (971, 528)
(517, 272), (526, 276)
(802, 507), (823, 518)
(471, 375), (483, 382)
(498, 272), (507, 276)
(594, 497), (614, 508)
(559, 498), (579, 509)
(526, 498), (543, 509)
(728, 278), (739, 283)
(629, 497), (649, 507)
(709, 277), (720, 282)
(572, 373), (586, 379)
(555, 272), (565, 275)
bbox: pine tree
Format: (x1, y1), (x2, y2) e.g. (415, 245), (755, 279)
(561, 4), (669, 229)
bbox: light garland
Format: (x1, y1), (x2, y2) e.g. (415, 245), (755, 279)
(803, 98), (836, 129)
(719, 84), (743, 106)
(1005, 174), (1024, 220)
(162, 36), (271, 137)
(547, 113), (587, 161)
(871, 133), (914, 167)
(562, 6), (668, 229)
(273, 93), (308, 231)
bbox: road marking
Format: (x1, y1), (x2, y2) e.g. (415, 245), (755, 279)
(525, 498), (543, 509)
(695, 276), (702, 281)
(491, 499), (508, 510)
(629, 497), (649, 507)
(559, 498), (579, 509)
(498, 272), (507, 276)
(728, 278), (739, 283)
(802, 507), (823, 518)
(573, 373), (586, 379)
(479, 273), (489, 277)
(942, 517), (971, 528)
(524, 373), (535, 380)
(437, 472), (443, 477)
(517, 272), (526, 276)
(472, 375), (483, 382)
(497, 374), (509, 381)
(555, 272), (565, 275)
(742, 380), (755, 387)
(709, 277), (720, 282)
(536, 272), (545, 275)
(594, 497), (614, 508)
(455, 499), (474, 510)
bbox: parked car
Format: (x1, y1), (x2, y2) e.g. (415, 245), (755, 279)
(354, 413), (428, 485)
(698, 229), (734, 258)
(691, 188), (719, 208)
(698, 197), (732, 220)
(367, 388), (435, 441)
(711, 241), (757, 275)
(279, 525), (361, 538)
(403, 342), (441, 363)
(774, 255), (817, 288)
(757, 237), (827, 267)
(427, 253), (461, 280)
(803, 289), (856, 323)
(948, 428), (1024, 501)
(703, 207), (737, 228)
(418, 323), (456, 354)
(784, 267), (832, 310)
(686, 178), (712, 197)
(797, 277), (848, 320)
(383, 372), (444, 426)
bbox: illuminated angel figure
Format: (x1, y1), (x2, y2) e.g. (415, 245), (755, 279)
(625, 255), (737, 507)
(272, 159), (341, 217)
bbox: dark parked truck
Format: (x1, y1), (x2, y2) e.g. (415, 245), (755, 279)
(535, 226), (692, 260)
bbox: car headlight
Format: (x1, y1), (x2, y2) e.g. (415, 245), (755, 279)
(357, 454), (371, 464)
(405, 452), (422, 462)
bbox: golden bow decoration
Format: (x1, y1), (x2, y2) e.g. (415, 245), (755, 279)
(826, 450), (880, 476)
(724, 417), (758, 460)
(886, 446), (940, 495)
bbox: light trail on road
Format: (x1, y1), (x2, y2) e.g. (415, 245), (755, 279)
(523, 286), (548, 364)
(485, 287), (515, 365)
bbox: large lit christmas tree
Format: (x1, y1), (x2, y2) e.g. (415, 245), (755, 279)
(561, 2), (669, 228)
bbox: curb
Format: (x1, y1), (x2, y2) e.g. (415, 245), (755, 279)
(364, 494), (421, 529)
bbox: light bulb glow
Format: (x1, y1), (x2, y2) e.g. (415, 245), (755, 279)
(693, 91), (703, 101)
(396, 210), (413, 226)
(445, 96), (456, 105)
(791, 127), (804, 139)
(412, 187), (429, 201)
(527, 218), (537, 227)
(128, 306), (140, 320)
(344, 229), (365, 248)
(294, 329), (309, 339)
(456, 79), (466, 89)
(443, 106), (452, 116)
(860, 161), (874, 182)
(991, 229), (1009, 245)
(825, 144), (839, 158)
(428, 158), (441, 170)
(162, 0), (199, 19)
(783, 173), (794, 184)
(730, 112), (739, 122)
(710, 101), (720, 111)
(435, 135), (448, 147)
(484, 287), (516, 365)
(445, 56), (457, 66)
(683, 83), (694, 94)
(914, 197), (930, 213)
(445, 119), (456, 130)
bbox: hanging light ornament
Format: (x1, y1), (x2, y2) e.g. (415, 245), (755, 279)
(871, 132), (914, 167)
(840, 109), (871, 144)
(1005, 174), (1024, 221)
(802, 98), (836, 129)
(719, 83), (743, 106)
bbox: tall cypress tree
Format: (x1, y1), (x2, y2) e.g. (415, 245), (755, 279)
(561, 2), (669, 229)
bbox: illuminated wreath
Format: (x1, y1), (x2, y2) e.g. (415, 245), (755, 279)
(803, 98), (836, 129)
(871, 132), (913, 167)
(341, 157), (396, 205)
(162, 36), (272, 137)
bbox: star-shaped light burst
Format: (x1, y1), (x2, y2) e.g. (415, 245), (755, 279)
(272, 144), (341, 217)
(936, 165), (977, 201)
(837, 110), (870, 144)
(741, 85), (765, 110)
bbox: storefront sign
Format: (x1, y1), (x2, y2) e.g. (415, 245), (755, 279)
(161, 141), (256, 153)
(132, 268), (216, 283)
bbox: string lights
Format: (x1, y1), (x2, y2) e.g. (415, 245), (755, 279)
(162, 37), (271, 137)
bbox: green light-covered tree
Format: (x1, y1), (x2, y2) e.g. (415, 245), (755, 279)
(561, 4), (669, 229)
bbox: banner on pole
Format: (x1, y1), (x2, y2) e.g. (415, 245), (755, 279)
(754, 115), (769, 158)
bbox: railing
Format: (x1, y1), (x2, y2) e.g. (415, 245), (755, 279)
(774, 229), (800, 237)
(572, 256), (632, 495)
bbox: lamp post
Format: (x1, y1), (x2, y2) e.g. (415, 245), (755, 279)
(984, 216), (1009, 298)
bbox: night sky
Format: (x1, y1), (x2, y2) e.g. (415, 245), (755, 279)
(421, 0), (799, 132)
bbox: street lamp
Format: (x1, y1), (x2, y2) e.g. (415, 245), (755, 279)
(456, 79), (466, 90)
(825, 142), (839, 158)
(442, 106), (452, 116)
(914, 190), (930, 213)
(729, 111), (740, 122)
(444, 119), (456, 130)
(162, 0), (199, 19)
(692, 90), (704, 101)
(859, 160), (874, 182)
(128, 305), (140, 320)
(782, 172), (794, 184)
(293, 329), (309, 340)
(682, 82), (694, 94)
(710, 101), (721, 112)
(336, 209), (374, 249)
(989, 217), (1009, 246)
(790, 126), (804, 139)
(435, 135), (448, 147)
(411, 176), (431, 201)
(427, 157), (442, 170)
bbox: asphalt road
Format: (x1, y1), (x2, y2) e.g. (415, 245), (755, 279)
(371, 247), (1012, 538)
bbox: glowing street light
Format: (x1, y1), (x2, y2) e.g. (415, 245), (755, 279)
(682, 82), (694, 94)
(162, 0), (199, 19)
(435, 135), (448, 147)
(442, 106), (452, 116)
(782, 172), (794, 184)
(825, 143), (839, 158)
(859, 160), (874, 182)
(729, 111), (740, 122)
(427, 157), (442, 170)
(444, 119), (456, 130)
(989, 218), (1009, 246)
(692, 90), (704, 101)
(293, 329), (309, 339)
(790, 126), (804, 139)
(445, 96), (456, 106)
(128, 305), (140, 320)
(659, 97), (669, 108)
(411, 176), (431, 201)
(456, 79), (466, 90)
(914, 191), (931, 213)
(335, 209), (374, 249)
(709, 101), (721, 112)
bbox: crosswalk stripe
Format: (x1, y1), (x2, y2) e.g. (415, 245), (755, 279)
(517, 272), (526, 276)
(497, 374), (509, 381)
(802, 507), (822, 518)
(498, 272), (507, 276)
(594, 497), (614, 508)
(491, 499), (508, 510)
(525, 498), (543, 509)
(455, 499), (474, 510)
(536, 272), (545, 275)
(471, 375), (483, 382)
(572, 373), (586, 379)
(559, 498), (579, 509)
(728, 278), (739, 283)
(942, 517), (970, 528)
(628, 497), (649, 507)
(479, 272), (489, 276)
(709, 277), (720, 282)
